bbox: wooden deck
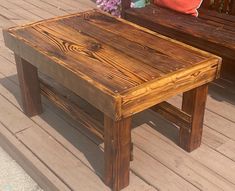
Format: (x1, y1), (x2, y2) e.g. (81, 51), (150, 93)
(0, 0), (235, 190)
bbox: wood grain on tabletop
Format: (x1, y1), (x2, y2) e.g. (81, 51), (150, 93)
(3, 10), (221, 119)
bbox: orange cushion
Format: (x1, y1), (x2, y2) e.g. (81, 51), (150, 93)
(154, 0), (203, 16)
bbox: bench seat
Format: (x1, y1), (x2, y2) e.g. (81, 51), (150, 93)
(124, 4), (235, 74)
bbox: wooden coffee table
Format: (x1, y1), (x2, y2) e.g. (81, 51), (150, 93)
(3, 10), (221, 191)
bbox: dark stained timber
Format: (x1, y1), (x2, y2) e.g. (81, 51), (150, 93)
(180, 84), (209, 152)
(15, 55), (42, 117)
(3, 9), (221, 190)
(123, 2), (235, 74)
(104, 115), (132, 191)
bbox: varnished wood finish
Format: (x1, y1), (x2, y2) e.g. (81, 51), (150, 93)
(202, 0), (234, 13)
(123, 3), (235, 73)
(151, 101), (191, 131)
(231, 0), (235, 14)
(120, 58), (221, 118)
(40, 75), (135, 164)
(124, 5), (235, 60)
(3, 10), (221, 120)
(104, 115), (132, 191)
(3, 10), (221, 190)
(1, 1), (235, 191)
(180, 84), (209, 152)
(40, 76), (104, 140)
(15, 55), (42, 117)
(121, 0), (131, 18)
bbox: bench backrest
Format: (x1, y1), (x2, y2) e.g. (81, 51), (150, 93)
(121, 0), (235, 15)
(202, 0), (235, 14)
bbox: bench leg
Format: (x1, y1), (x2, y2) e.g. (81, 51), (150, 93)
(104, 115), (132, 191)
(179, 84), (208, 152)
(15, 55), (42, 117)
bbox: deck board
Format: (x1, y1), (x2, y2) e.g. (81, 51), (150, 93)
(0, 0), (235, 190)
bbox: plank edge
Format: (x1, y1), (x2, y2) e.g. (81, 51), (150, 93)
(0, 123), (71, 191)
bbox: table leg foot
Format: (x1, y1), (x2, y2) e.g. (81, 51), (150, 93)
(104, 115), (132, 191)
(15, 55), (42, 117)
(179, 84), (208, 152)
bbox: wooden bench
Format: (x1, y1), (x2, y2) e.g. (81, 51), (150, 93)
(122, 0), (235, 75)
(3, 10), (221, 191)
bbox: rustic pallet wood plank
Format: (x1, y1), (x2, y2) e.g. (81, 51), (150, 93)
(104, 115), (132, 190)
(124, 5), (235, 60)
(6, 0), (55, 19)
(141, 104), (230, 149)
(0, 5), (24, 20)
(121, 59), (220, 118)
(180, 84), (208, 151)
(29, 76), (235, 191)
(56, 0), (95, 10)
(3, 10), (221, 122)
(191, 144), (235, 184)
(168, 95), (235, 140)
(151, 101), (191, 130)
(216, 140), (235, 161)
(3, 30), (120, 120)
(14, 75), (202, 189)
(2, 67), (231, 191)
(45, 103), (199, 191)
(0, 55), (17, 77)
(0, 0), (42, 21)
(0, 92), (110, 191)
(0, 85), (32, 133)
(132, 123), (235, 191)
(0, 15), (15, 28)
(15, 126), (110, 191)
(0, 73), (156, 191)
(0, 122), (71, 191)
(60, 16), (196, 73)
(39, 0), (90, 12)
(14, 55), (42, 117)
(22, 0), (68, 16)
(201, 127), (230, 149)
(40, 78), (104, 139)
(130, 147), (199, 191)
(84, 11), (211, 62)
(15, 23), (161, 90)
(0, 3), (233, 190)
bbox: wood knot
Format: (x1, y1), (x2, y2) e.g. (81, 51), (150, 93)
(191, 71), (201, 77)
(88, 42), (102, 52)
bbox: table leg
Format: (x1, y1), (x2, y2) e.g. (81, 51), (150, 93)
(15, 55), (42, 117)
(179, 84), (208, 152)
(104, 115), (132, 191)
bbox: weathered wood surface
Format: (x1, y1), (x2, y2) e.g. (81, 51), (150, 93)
(151, 101), (191, 130)
(123, 3), (235, 74)
(3, 9), (221, 120)
(14, 55), (43, 116)
(40, 74), (104, 139)
(124, 5), (235, 59)
(0, 0), (234, 191)
(202, 0), (235, 14)
(2, 6), (221, 190)
(104, 115), (132, 190)
(180, 84), (208, 152)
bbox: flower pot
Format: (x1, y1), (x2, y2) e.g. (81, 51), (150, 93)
(132, 0), (146, 8)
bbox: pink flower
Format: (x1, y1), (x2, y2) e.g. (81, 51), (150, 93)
(96, 0), (121, 17)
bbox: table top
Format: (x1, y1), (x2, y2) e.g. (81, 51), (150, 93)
(3, 9), (221, 119)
